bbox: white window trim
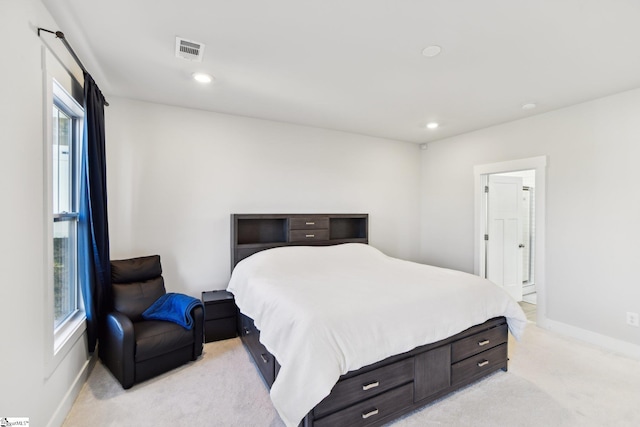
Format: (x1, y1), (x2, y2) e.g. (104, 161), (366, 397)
(43, 47), (87, 378)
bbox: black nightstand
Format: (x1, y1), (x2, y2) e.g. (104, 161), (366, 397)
(202, 290), (238, 342)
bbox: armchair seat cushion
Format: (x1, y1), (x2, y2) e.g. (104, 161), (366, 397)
(134, 320), (195, 362)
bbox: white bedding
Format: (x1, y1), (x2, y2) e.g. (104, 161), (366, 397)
(227, 243), (527, 427)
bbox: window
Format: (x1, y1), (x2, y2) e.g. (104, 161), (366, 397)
(52, 81), (84, 333)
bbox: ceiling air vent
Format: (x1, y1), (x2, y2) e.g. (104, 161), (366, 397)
(175, 37), (205, 62)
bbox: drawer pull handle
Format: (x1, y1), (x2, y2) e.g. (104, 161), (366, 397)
(477, 360), (489, 367)
(305, 234), (315, 238)
(362, 408), (379, 419)
(478, 339), (490, 346)
(362, 381), (380, 391)
(305, 222), (315, 225)
(260, 353), (269, 364)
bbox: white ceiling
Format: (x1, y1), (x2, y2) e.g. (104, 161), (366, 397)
(42, 0), (640, 144)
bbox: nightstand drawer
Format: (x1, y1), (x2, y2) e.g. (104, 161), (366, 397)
(451, 323), (507, 363)
(205, 317), (237, 342)
(289, 217), (330, 230)
(202, 290), (236, 320)
(289, 229), (329, 242)
(204, 302), (236, 320)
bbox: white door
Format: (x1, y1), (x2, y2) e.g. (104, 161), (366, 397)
(486, 175), (523, 301)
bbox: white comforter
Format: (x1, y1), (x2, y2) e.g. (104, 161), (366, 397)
(227, 243), (527, 427)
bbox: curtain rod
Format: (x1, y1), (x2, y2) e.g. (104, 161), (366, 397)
(38, 27), (109, 107)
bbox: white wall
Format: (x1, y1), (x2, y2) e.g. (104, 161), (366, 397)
(106, 98), (422, 296)
(421, 88), (640, 348)
(0, 1), (91, 426)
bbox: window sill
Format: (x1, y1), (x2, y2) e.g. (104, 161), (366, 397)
(46, 311), (86, 378)
(54, 311), (86, 353)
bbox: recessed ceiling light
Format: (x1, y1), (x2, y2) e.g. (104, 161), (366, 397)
(192, 72), (214, 84)
(422, 45), (442, 57)
(426, 122), (439, 129)
(522, 103), (537, 110)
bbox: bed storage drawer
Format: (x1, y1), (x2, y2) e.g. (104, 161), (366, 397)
(289, 217), (330, 230)
(240, 315), (275, 386)
(314, 382), (413, 427)
(250, 342), (275, 387)
(314, 358), (414, 418)
(451, 342), (507, 385)
(451, 323), (508, 363)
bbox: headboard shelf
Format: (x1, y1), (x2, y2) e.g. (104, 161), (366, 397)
(231, 213), (368, 268)
(236, 218), (287, 244)
(329, 217), (367, 240)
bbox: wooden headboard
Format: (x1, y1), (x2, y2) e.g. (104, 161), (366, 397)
(230, 213), (368, 269)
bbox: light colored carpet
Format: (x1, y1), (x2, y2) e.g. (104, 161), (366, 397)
(63, 324), (640, 427)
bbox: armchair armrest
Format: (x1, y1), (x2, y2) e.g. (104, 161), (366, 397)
(100, 311), (135, 389)
(191, 304), (204, 359)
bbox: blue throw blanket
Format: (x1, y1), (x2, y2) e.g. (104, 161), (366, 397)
(142, 293), (202, 330)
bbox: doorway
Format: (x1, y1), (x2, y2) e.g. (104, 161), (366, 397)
(490, 170), (536, 304)
(474, 156), (547, 325)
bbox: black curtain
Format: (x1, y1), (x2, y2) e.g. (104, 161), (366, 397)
(80, 73), (111, 353)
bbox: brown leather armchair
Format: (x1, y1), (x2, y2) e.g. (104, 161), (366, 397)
(99, 255), (204, 388)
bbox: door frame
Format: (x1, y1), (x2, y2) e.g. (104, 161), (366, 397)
(474, 156), (547, 325)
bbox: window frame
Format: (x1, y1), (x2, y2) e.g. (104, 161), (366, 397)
(51, 79), (85, 343)
(44, 68), (87, 377)
(52, 98), (82, 330)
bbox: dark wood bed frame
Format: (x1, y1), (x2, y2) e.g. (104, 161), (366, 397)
(231, 213), (509, 427)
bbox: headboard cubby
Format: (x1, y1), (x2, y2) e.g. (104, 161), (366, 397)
(231, 213), (368, 268)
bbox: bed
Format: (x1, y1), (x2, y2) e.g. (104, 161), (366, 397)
(227, 214), (527, 427)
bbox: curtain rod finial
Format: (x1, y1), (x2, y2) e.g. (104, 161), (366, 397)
(55, 31), (65, 39)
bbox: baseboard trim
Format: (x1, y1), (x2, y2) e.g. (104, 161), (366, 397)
(540, 318), (640, 360)
(46, 353), (97, 427)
